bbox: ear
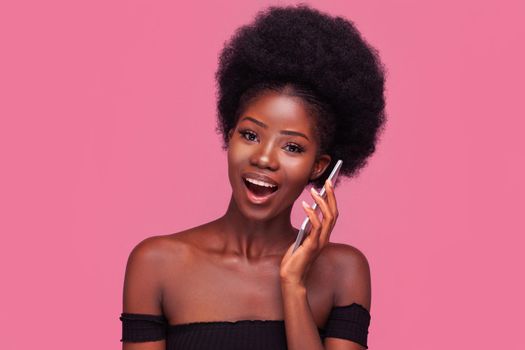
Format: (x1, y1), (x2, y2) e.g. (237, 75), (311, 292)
(309, 154), (332, 181)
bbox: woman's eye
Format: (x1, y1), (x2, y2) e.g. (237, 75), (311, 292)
(284, 143), (304, 153)
(238, 130), (303, 153)
(239, 130), (258, 142)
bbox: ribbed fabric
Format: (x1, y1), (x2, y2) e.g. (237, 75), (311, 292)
(120, 313), (167, 342)
(168, 320), (287, 350)
(120, 302), (370, 349)
(321, 303), (371, 348)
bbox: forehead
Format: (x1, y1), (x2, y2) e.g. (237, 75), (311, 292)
(240, 92), (316, 135)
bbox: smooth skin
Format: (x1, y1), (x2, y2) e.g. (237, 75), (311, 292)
(122, 91), (371, 350)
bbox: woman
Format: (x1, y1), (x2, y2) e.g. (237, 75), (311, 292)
(120, 5), (385, 350)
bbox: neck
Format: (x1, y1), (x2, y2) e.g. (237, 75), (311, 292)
(216, 194), (298, 259)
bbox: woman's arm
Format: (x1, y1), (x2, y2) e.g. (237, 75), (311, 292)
(281, 244), (371, 350)
(122, 237), (167, 350)
(280, 182), (336, 350)
(123, 339), (165, 350)
(280, 181), (371, 349)
(281, 281), (324, 350)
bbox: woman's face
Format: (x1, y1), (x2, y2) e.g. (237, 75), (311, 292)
(227, 91), (331, 221)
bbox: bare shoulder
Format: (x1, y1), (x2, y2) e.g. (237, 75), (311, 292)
(321, 242), (371, 276)
(320, 242), (372, 310)
(127, 227), (206, 270)
(123, 224), (215, 315)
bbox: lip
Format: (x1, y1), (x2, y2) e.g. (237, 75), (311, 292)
(241, 172), (279, 205)
(241, 172), (279, 187)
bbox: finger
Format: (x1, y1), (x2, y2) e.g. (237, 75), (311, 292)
(310, 187), (335, 246)
(301, 201), (321, 250)
(324, 179), (339, 221)
(280, 241), (295, 265)
(284, 240), (294, 258)
(310, 187), (335, 227)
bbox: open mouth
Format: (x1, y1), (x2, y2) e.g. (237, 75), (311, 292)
(242, 177), (279, 197)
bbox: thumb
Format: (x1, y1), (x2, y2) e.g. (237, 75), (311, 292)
(282, 242), (295, 260)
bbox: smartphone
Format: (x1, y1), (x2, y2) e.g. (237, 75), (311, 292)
(292, 159), (343, 253)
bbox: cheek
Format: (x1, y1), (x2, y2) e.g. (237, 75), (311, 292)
(280, 157), (315, 191)
(284, 152), (315, 175)
(226, 148), (237, 180)
(227, 140), (248, 168)
(226, 141), (253, 187)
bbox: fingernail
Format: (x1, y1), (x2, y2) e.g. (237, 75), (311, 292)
(310, 187), (318, 196)
(302, 200), (310, 209)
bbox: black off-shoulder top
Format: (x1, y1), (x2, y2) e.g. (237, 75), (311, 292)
(120, 303), (370, 349)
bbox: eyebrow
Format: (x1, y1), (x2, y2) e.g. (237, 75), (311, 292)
(240, 116), (310, 141)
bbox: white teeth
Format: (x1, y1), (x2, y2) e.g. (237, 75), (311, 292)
(245, 178), (277, 188)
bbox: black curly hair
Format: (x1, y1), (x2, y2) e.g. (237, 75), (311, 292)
(215, 4), (386, 189)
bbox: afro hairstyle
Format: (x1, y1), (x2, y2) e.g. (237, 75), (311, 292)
(215, 4), (386, 189)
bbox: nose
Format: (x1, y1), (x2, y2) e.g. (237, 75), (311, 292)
(250, 141), (279, 171)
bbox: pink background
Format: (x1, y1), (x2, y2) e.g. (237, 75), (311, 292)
(1, 0), (524, 348)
